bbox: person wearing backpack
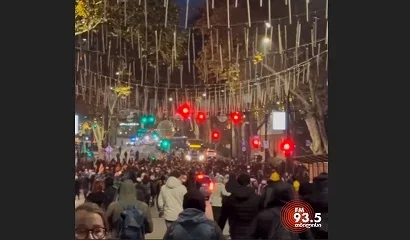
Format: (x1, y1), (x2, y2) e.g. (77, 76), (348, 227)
(163, 189), (224, 240)
(247, 181), (300, 240)
(106, 180), (153, 239)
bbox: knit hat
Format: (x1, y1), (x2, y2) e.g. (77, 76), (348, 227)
(270, 172), (280, 181)
(293, 180), (300, 192)
(183, 190), (206, 212)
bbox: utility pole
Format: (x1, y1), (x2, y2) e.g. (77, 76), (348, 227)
(264, 113), (269, 164)
(285, 91), (293, 175)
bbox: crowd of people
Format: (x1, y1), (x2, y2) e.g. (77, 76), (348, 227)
(75, 156), (328, 240)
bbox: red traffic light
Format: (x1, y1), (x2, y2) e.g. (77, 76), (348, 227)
(196, 111), (207, 123)
(178, 104), (191, 119)
(251, 136), (261, 149)
(280, 138), (295, 157)
(211, 130), (220, 141)
(230, 112), (243, 124)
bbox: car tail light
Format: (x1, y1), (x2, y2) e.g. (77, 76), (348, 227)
(209, 182), (214, 191)
(197, 175), (204, 180)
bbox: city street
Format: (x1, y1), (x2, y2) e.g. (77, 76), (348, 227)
(75, 195), (230, 239)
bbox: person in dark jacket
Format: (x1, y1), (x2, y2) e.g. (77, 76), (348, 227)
(135, 178), (148, 203)
(141, 175), (152, 205)
(103, 177), (117, 209)
(81, 174), (90, 198)
(304, 173), (328, 239)
(163, 189), (224, 240)
(185, 171), (201, 191)
(75, 175), (81, 200)
(247, 181), (297, 240)
(85, 180), (107, 208)
(218, 173), (261, 239)
(259, 171), (282, 209)
(225, 173), (237, 193)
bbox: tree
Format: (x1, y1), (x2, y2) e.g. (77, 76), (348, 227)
(79, 119), (105, 159)
(76, 0), (187, 148)
(75, 0), (105, 36)
(194, 0), (328, 155)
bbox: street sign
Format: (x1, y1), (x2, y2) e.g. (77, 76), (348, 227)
(105, 146), (113, 153)
(263, 141), (269, 149)
(242, 147), (246, 152)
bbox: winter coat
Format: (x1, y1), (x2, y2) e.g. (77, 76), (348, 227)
(106, 180), (153, 237)
(218, 186), (261, 239)
(158, 176), (187, 221)
(210, 176), (231, 207)
(163, 208), (224, 240)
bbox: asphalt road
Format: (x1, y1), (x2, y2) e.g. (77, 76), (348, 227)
(75, 195), (230, 239)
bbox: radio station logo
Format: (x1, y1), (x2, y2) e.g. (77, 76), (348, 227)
(280, 199), (322, 233)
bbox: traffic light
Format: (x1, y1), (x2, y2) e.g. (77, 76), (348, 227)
(280, 138), (295, 157)
(230, 112), (243, 124)
(211, 130), (220, 141)
(251, 136), (261, 149)
(141, 116), (148, 124)
(141, 115), (155, 124)
(151, 131), (159, 141)
(196, 111), (207, 123)
(148, 115), (156, 124)
(160, 139), (171, 151)
(178, 103), (191, 119)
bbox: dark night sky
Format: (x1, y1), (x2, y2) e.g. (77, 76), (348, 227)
(174, 0), (205, 24)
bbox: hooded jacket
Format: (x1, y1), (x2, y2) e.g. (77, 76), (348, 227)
(163, 208), (224, 240)
(248, 182), (297, 240)
(218, 185), (261, 239)
(209, 175), (231, 207)
(158, 176), (187, 221)
(106, 180), (153, 237)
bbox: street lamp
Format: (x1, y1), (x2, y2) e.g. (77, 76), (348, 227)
(169, 97), (173, 102)
(262, 37), (270, 44)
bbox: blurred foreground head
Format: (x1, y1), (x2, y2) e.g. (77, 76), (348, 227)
(75, 203), (108, 239)
(183, 190), (206, 212)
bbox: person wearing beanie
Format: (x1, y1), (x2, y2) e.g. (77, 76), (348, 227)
(218, 173), (261, 239)
(259, 171), (286, 209)
(158, 171), (187, 229)
(163, 190), (224, 240)
(270, 172), (280, 182)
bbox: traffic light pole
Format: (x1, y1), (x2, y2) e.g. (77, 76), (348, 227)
(285, 91), (293, 176)
(264, 113), (269, 167)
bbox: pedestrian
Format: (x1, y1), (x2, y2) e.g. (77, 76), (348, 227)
(209, 175), (231, 223)
(85, 180), (107, 209)
(259, 171), (282, 209)
(75, 203), (109, 239)
(75, 174), (81, 200)
(135, 178), (148, 203)
(163, 189), (224, 240)
(82, 173), (90, 199)
(218, 173), (261, 239)
(106, 180), (153, 239)
(141, 175), (152, 206)
(247, 181), (298, 240)
(158, 170), (187, 229)
(103, 177), (117, 210)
